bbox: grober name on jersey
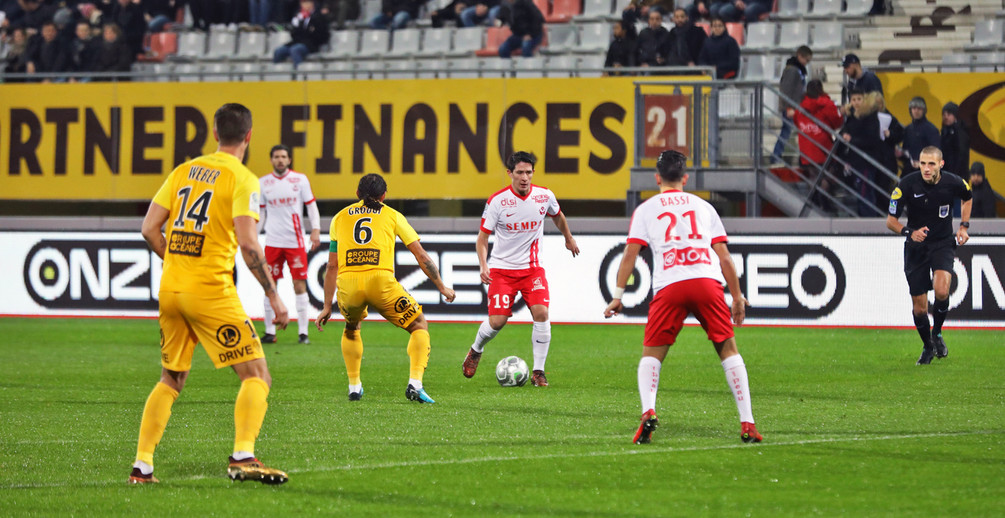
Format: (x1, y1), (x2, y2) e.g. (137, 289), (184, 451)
(187, 166), (220, 184)
(347, 206), (382, 216)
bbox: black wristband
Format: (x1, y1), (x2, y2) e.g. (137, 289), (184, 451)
(960, 221), (970, 229)
(901, 227), (913, 236)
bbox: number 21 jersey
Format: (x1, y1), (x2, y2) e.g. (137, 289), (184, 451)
(627, 189), (727, 295)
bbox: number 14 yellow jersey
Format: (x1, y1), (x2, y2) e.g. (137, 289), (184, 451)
(329, 200), (419, 274)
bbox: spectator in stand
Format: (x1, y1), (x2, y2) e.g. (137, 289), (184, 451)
(94, 22), (134, 76)
(604, 19), (636, 75)
(7, 0), (55, 32)
(460, 0), (500, 27)
(698, 15), (738, 79)
(369, 0), (423, 30)
(840, 88), (882, 216)
(714, 0), (770, 22)
(622, 0), (675, 25)
(25, 20), (69, 81)
(498, 0), (543, 59)
(3, 26), (31, 79)
(273, 0), (330, 67)
(940, 102), (970, 177)
(635, 8), (668, 69)
(772, 45), (812, 164)
(680, 0), (728, 22)
(840, 53), (882, 103)
(899, 97), (940, 173)
(873, 92), (904, 196)
(145, 0), (178, 33)
(969, 162), (998, 218)
(796, 79), (842, 167)
(430, 0), (465, 28)
(68, 20), (101, 81)
(665, 7), (705, 67)
(101, 0), (146, 59)
(320, 0), (359, 29)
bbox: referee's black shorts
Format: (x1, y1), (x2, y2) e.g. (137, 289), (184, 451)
(903, 239), (956, 296)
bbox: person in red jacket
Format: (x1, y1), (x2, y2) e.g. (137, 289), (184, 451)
(796, 79), (842, 166)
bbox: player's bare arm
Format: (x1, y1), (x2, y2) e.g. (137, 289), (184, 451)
(551, 212), (580, 257)
(407, 241), (456, 302)
(310, 228), (321, 251)
(141, 202), (169, 260)
(307, 201), (322, 251)
(476, 230), (492, 284)
(236, 215), (289, 330)
(957, 199), (971, 246)
(713, 242), (748, 326)
(885, 214), (929, 243)
(604, 242), (643, 318)
(315, 250), (339, 330)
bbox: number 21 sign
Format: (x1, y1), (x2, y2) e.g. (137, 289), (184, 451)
(642, 95), (689, 159)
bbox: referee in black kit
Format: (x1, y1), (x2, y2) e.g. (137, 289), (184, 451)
(886, 145), (973, 365)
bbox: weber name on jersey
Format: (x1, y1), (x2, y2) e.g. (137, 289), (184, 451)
(260, 170), (316, 249)
(481, 185), (561, 270)
(628, 189), (728, 294)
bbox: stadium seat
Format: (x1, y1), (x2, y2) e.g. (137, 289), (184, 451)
(416, 28), (451, 57)
(327, 60), (354, 79)
(532, 0), (551, 21)
(322, 30), (360, 59)
(577, 53), (605, 77)
(772, 0), (808, 20)
(449, 27), (484, 56)
(358, 30), (391, 58)
(513, 56), (547, 77)
(696, 22), (710, 36)
(201, 62), (231, 80)
(205, 28), (238, 60)
(546, 54), (577, 77)
(360, 0), (382, 25)
(726, 22), (745, 46)
(447, 57), (482, 78)
(575, 23), (610, 53)
(476, 26), (512, 57)
(841, 0), (871, 17)
(481, 57), (513, 77)
(546, 0), (581, 23)
(233, 62), (262, 81)
(263, 62), (295, 81)
(148, 62), (173, 82)
(810, 22), (843, 51)
(297, 61), (325, 80)
(386, 59), (416, 78)
(148, 32), (177, 62)
(174, 31), (207, 61)
(740, 54), (777, 80)
(973, 51), (1003, 72)
(744, 22), (776, 51)
(807, 0), (841, 18)
(542, 24), (577, 54)
(776, 21), (809, 50)
(941, 53), (972, 72)
(267, 31), (292, 54)
(388, 28), (422, 58)
(576, 0), (614, 21)
(966, 19), (1005, 49)
(235, 31), (268, 60)
(416, 57), (446, 78)
(174, 62), (200, 81)
(355, 60), (386, 79)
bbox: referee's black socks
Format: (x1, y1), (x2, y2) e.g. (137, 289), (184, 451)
(932, 298), (950, 336)
(913, 312), (932, 347)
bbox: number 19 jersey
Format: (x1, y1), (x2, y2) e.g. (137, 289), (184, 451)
(627, 189), (728, 295)
(330, 200), (419, 274)
(152, 151), (261, 293)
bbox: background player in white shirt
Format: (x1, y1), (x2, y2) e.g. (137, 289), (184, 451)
(258, 144), (321, 344)
(604, 150), (761, 445)
(461, 151), (580, 387)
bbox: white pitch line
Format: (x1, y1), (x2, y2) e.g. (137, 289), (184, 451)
(3, 430), (998, 490)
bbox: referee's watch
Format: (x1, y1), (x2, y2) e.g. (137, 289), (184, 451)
(960, 221), (970, 229)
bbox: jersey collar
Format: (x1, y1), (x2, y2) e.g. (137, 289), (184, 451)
(509, 185), (533, 200)
(272, 170), (289, 179)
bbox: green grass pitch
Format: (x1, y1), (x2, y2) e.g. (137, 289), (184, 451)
(1, 317), (1003, 516)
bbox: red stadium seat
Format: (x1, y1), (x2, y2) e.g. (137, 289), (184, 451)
(696, 22), (710, 36)
(534, 0), (551, 19)
(475, 26), (513, 57)
(143, 32), (178, 62)
(546, 0), (582, 23)
(727, 22), (745, 45)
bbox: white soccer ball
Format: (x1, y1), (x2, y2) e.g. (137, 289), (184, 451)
(496, 356), (529, 387)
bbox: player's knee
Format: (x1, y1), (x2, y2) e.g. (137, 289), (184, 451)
(292, 281), (308, 294)
(160, 369), (188, 392)
(405, 314), (428, 333)
(488, 316), (508, 330)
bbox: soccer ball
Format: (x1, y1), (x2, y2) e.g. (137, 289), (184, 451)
(495, 356), (529, 387)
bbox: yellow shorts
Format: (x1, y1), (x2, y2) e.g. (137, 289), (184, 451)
(158, 289), (265, 371)
(336, 270), (422, 329)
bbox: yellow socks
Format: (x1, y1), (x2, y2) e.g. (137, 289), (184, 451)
(233, 377), (270, 455)
(407, 329), (431, 381)
(342, 328), (363, 386)
(135, 382), (179, 466)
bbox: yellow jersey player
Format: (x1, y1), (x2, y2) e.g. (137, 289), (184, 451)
(131, 103), (291, 485)
(315, 174), (456, 403)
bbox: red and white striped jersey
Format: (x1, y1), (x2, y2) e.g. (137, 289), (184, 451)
(627, 189), (728, 295)
(481, 185), (562, 270)
(259, 170), (316, 249)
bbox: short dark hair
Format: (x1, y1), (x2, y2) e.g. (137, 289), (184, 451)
(656, 150), (687, 182)
(796, 45), (812, 58)
(507, 151), (537, 171)
(805, 79), (824, 99)
(357, 173), (387, 210)
(270, 144), (291, 158)
(848, 88), (864, 97)
(214, 103), (252, 146)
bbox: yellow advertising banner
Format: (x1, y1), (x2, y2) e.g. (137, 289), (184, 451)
(0, 77), (642, 201)
(879, 72), (1005, 190)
